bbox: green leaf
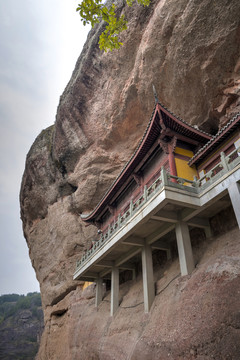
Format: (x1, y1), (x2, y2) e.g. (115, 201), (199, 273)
(76, 0), (151, 51)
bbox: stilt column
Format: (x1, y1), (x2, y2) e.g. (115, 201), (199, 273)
(141, 240), (155, 313)
(228, 182), (240, 229)
(111, 266), (119, 316)
(175, 221), (195, 276)
(204, 226), (212, 239)
(95, 277), (103, 307)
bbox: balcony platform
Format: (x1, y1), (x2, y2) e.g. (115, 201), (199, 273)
(73, 106), (240, 315)
(74, 162), (240, 283)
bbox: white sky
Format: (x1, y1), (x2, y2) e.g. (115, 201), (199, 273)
(0, 0), (90, 295)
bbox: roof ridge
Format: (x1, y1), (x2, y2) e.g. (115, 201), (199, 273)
(189, 112), (240, 164)
(81, 102), (216, 221)
(81, 104), (157, 219)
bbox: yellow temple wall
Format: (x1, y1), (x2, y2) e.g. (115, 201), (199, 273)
(174, 147), (198, 181)
(83, 281), (93, 290)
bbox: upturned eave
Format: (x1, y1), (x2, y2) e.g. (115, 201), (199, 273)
(189, 113), (240, 166)
(81, 102), (213, 223)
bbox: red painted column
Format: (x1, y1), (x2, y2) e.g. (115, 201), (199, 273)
(168, 148), (177, 183)
(168, 151), (177, 176)
(159, 136), (177, 183)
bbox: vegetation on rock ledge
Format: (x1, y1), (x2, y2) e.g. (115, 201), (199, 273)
(76, 0), (150, 51)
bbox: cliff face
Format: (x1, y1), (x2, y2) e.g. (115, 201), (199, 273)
(33, 226), (240, 360)
(20, 0), (240, 359)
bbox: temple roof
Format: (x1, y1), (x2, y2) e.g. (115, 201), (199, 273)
(189, 112), (240, 166)
(156, 103), (212, 143)
(81, 102), (212, 223)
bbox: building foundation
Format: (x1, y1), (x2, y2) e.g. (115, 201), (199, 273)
(111, 266), (119, 316)
(175, 221), (195, 276)
(142, 240), (155, 313)
(228, 181), (240, 229)
(95, 277), (103, 307)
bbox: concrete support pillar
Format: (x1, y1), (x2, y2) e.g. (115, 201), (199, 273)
(132, 268), (136, 281)
(175, 221), (195, 276)
(95, 277), (103, 307)
(228, 182), (240, 229)
(166, 249), (172, 260)
(111, 266), (119, 316)
(204, 226), (212, 239)
(141, 241), (155, 313)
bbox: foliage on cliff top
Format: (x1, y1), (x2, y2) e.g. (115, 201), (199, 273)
(0, 292), (42, 324)
(76, 0), (150, 51)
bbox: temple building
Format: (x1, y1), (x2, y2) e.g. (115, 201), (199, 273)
(73, 101), (240, 316)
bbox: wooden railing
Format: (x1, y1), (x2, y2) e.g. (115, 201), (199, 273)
(76, 148), (240, 270)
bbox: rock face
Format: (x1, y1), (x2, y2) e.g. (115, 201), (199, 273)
(20, 0), (240, 358)
(36, 226), (240, 360)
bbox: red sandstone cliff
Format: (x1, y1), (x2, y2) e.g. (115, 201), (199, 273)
(20, 0), (240, 358)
